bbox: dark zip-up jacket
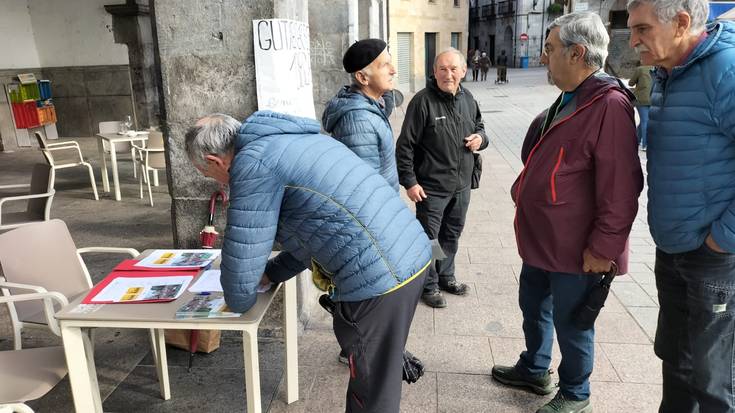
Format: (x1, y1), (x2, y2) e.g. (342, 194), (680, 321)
(512, 73), (643, 275)
(396, 78), (488, 195)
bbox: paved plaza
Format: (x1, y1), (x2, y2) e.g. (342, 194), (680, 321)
(0, 67), (661, 412)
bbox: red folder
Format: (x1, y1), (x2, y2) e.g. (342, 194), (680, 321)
(81, 270), (198, 304)
(113, 259), (202, 272)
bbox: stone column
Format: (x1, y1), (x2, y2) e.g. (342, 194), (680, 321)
(105, 0), (160, 129)
(152, 0), (317, 333)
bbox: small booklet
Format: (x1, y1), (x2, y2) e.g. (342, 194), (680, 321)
(134, 249), (221, 269)
(82, 272), (195, 304)
(175, 292), (241, 319)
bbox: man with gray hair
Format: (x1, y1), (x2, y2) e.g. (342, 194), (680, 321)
(627, 0), (735, 410)
(185, 111), (432, 412)
(396, 47), (488, 308)
(491, 12), (643, 413)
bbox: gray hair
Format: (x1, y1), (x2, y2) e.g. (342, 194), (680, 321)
(549, 12), (609, 69)
(349, 66), (373, 88)
(433, 47), (468, 69)
(184, 113), (241, 167)
(627, 0), (708, 34)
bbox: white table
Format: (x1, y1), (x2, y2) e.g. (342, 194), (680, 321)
(55, 260), (299, 413)
(95, 133), (148, 201)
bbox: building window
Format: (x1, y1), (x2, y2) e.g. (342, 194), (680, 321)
(451, 32), (461, 49)
(428, 0), (436, 4)
(454, 0), (460, 6)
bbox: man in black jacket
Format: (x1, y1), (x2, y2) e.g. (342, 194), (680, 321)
(396, 48), (489, 308)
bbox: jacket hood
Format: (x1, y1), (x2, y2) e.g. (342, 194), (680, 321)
(236, 110), (321, 150)
(573, 71), (635, 106)
(321, 86), (386, 133)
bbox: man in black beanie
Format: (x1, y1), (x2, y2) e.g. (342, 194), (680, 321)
(322, 38), (399, 190)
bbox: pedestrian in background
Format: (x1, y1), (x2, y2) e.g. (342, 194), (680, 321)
(480, 51), (492, 81)
(627, 62), (653, 150)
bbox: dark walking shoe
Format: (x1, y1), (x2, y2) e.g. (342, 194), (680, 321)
(536, 391), (592, 413)
(338, 349), (348, 365)
(421, 290), (447, 308)
(438, 280), (469, 296)
(491, 364), (555, 395)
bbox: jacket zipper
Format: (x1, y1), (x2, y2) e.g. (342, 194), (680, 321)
(513, 93), (606, 256)
(550, 147), (564, 203)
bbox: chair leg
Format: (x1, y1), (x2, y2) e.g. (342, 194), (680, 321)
(139, 164), (144, 200)
(82, 162), (99, 201)
(153, 169), (159, 187)
(146, 169), (154, 207)
(131, 148), (137, 179)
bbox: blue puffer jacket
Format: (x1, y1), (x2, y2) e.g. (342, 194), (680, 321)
(322, 86), (399, 191)
(647, 21), (735, 254)
(220, 111), (432, 312)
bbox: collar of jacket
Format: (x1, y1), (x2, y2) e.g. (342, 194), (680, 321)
(427, 76), (465, 101)
(565, 71), (634, 109)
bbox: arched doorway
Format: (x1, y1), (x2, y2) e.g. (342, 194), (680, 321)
(502, 26), (513, 66)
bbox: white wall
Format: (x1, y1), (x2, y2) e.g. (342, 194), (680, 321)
(28, 0), (128, 67)
(0, 0), (41, 69)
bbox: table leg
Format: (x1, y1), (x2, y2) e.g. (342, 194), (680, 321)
(110, 142), (121, 201)
(284, 277), (299, 403)
(61, 324), (103, 413)
(243, 328), (262, 413)
(153, 328), (171, 400)
(97, 138), (109, 193)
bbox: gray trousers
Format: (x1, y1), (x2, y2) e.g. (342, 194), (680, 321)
(333, 271), (426, 413)
(415, 188), (471, 293)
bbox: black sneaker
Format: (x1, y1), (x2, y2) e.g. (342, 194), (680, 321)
(338, 349), (348, 365)
(421, 290), (447, 308)
(491, 364), (555, 395)
(439, 280), (470, 296)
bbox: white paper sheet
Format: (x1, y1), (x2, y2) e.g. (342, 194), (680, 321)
(91, 275), (193, 303)
(188, 269), (273, 293)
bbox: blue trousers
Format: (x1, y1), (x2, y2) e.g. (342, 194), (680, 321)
(516, 263), (601, 400)
(655, 244), (735, 413)
(636, 105), (650, 148)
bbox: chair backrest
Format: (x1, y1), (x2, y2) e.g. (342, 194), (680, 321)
(34, 131), (48, 150)
(146, 131), (167, 169)
(98, 121), (130, 152)
(26, 163), (54, 220)
(0, 220), (91, 319)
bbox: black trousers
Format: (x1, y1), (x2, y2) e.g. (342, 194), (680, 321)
(655, 244), (735, 413)
(333, 271), (426, 413)
(415, 188), (471, 293)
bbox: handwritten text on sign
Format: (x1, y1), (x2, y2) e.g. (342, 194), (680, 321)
(253, 19), (315, 119)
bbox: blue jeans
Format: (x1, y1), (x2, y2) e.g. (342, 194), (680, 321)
(515, 263), (601, 400)
(636, 105), (650, 148)
(655, 244), (735, 413)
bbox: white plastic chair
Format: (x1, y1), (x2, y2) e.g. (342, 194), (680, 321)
(0, 219), (139, 350)
(34, 132), (98, 201)
(0, 164), (55, 231)
(132, 130), (166, 206)
(98, 121), (138, 178)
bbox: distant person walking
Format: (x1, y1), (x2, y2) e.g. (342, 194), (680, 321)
(496, 50), (509, 83)
(627, 63), (653, 150)
(480, 52), (492, 81)
(471, 49), (481, 81)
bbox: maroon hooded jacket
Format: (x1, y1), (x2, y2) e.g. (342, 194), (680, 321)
(511, 73), (643, 275)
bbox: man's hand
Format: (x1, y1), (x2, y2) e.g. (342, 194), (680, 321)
(259, 273), (272, 286)
(406, 184), (427, 203)
(706, 233), (727, 253)
(464, 134), (483, 151)
(582, 248), (612, 273)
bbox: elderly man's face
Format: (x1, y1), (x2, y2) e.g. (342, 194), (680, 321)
(195, 153), (233, 185)
(627, 3), (683, 67)
(434, 52), (467, 95)
(540, 28), (574, 91)
(364, 50), (396, 94)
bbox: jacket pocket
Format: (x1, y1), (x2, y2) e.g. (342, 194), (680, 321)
(550, 147), (565, 204)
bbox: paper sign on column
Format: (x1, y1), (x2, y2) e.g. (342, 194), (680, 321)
(252, 18), (316, 119)
(189, 269), (273, 293)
